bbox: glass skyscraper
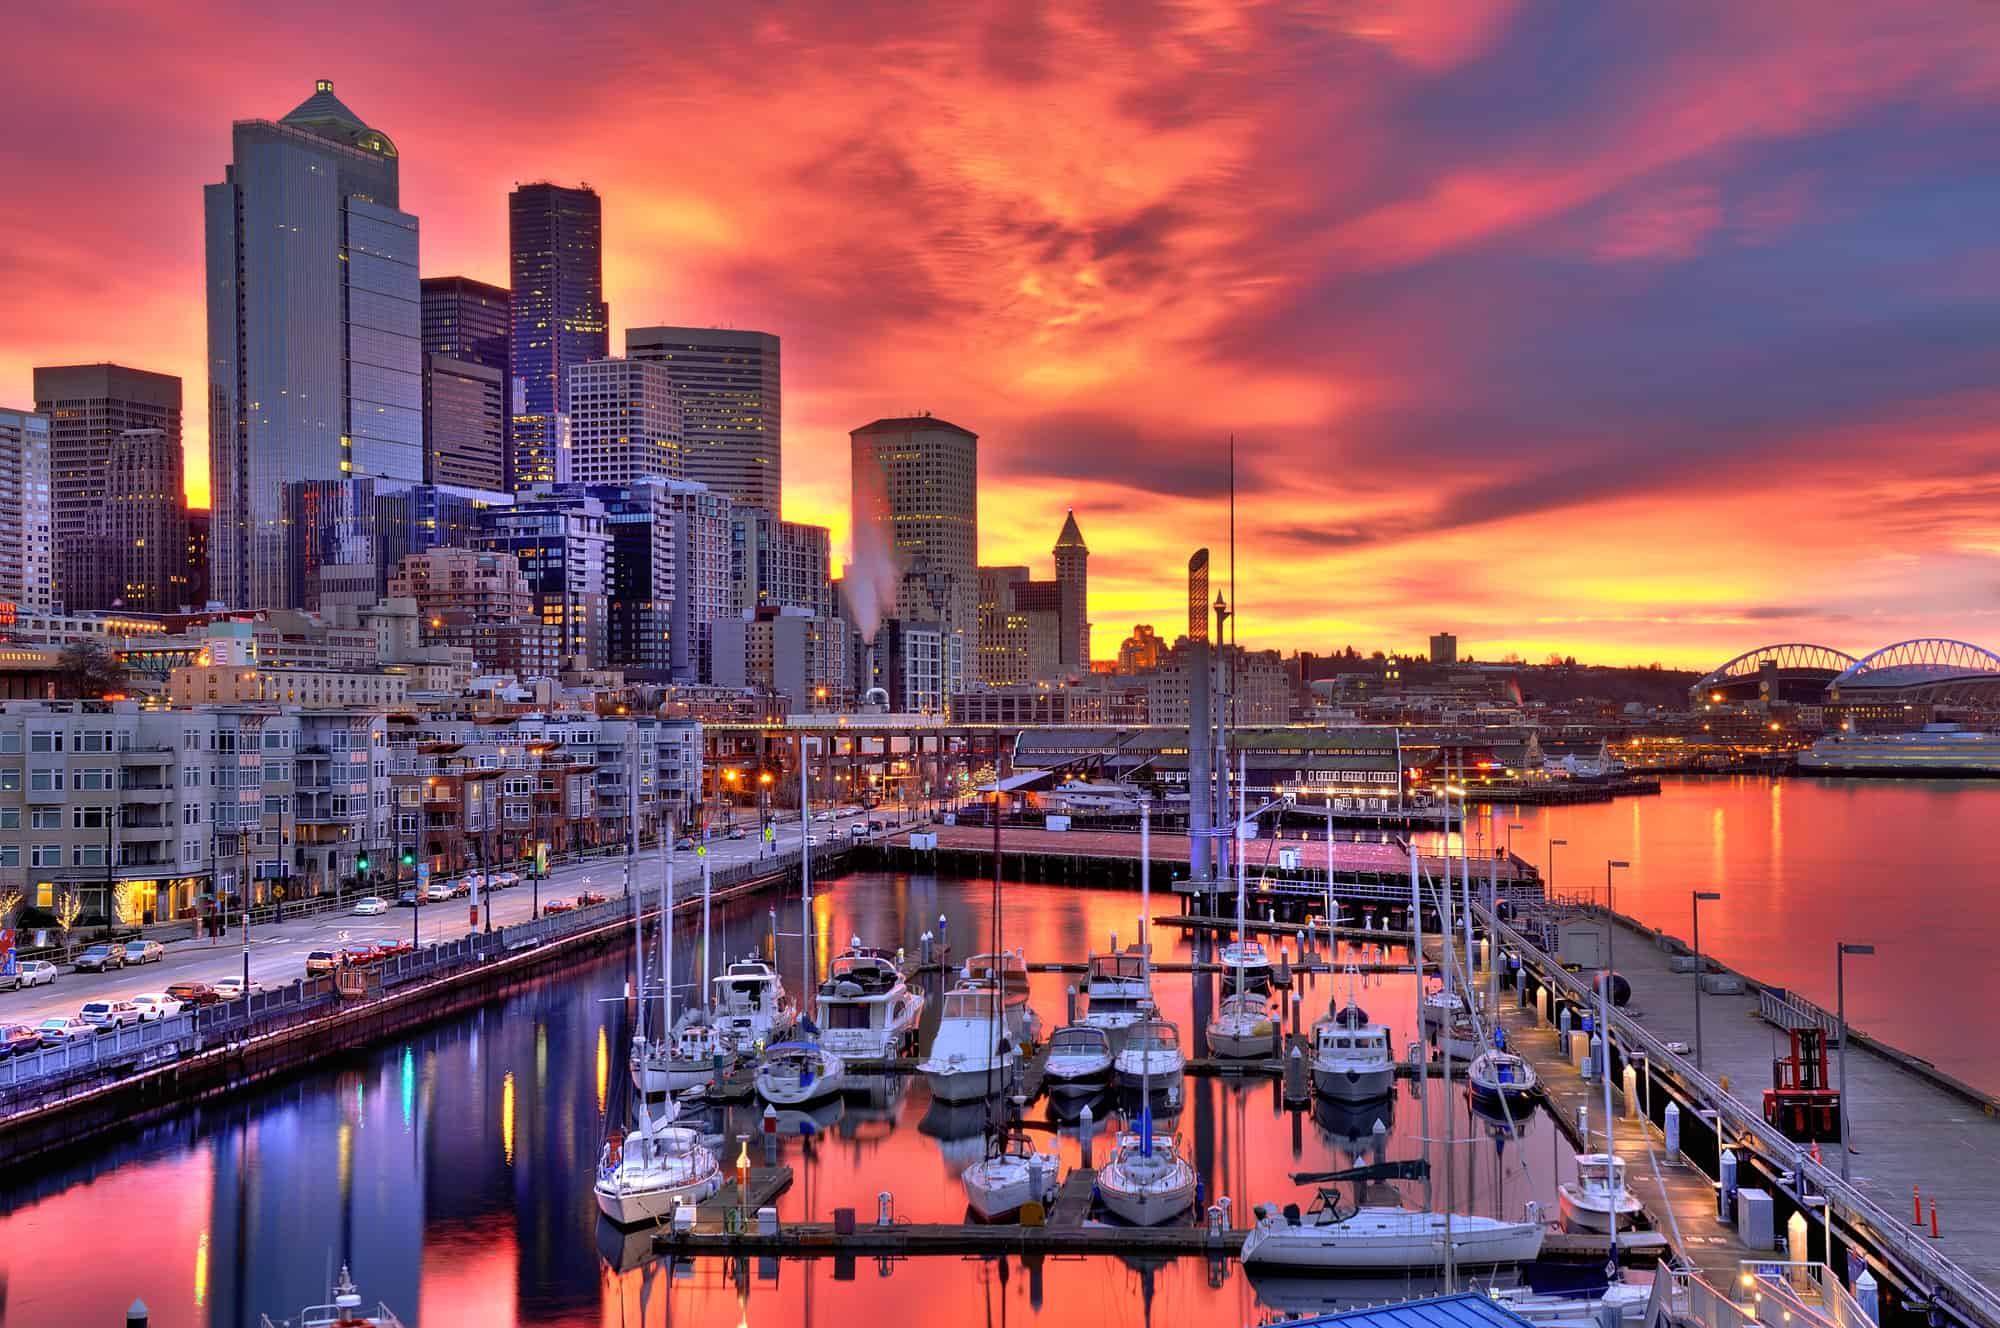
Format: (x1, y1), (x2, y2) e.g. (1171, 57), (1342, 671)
(205, 79), (423, 609)
(509, 183), (607, 490)
(626, 326), (781, 512)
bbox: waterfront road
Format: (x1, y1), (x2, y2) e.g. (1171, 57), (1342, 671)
(0, 810), (887, 1033)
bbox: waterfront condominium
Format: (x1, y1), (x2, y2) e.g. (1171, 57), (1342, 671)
(205, 79), (423, 609)
(626, 326), (781, 512)
(0, 408), (54, 613)
(509, 182), (607, 490)
(30, 363), (182, 611)
(850, 415), (979, 639)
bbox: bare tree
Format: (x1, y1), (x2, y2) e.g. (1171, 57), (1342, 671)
(54, 890), (83, 959)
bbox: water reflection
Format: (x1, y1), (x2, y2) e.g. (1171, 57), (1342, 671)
(0, 873), (1585, 1326)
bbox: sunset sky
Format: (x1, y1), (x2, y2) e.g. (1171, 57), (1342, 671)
(6, 2), (1999, 666)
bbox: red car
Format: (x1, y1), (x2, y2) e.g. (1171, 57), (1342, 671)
(376, 939), (414, 957)
(575, 890), (608, 907)
(339, 944), (381, 966)
(540, 898), (574, 915)
(165, 981), (223, 1006)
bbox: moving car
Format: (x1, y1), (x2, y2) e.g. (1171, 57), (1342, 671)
(79, 999), (140, 1029)
(397, 889), (422, 907)
(14, 960), (58, 988)
(339, 944), (381, 966)
(36, 1016), (96, 1046)
(212, 977), (261, 1001)
(305, 950), (340, 976)
(424, 882), (451, 903)
(1, 1024), (43, 1056)
(540, 898), (574, 915)
(166, 981), (223, 1006)
(123, 940), (165, 965)
(575, 889), (608, 907)
(352, 896), (390, 916)
(73, 945), (125, 973)
(130, 993), (185, 1021)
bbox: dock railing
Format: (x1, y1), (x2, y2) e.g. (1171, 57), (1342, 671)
(1756, 988), (1842, 1044)
(1483, 902), (2000, 1328)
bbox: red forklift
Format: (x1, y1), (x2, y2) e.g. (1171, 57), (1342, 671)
(1763, 1026), (1842, 1142)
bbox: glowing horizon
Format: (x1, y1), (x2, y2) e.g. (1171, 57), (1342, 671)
(6, 4), (1999, 667)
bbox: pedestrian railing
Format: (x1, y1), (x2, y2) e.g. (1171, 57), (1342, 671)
(1758, 988), (1842, 1043)
(1484, 903), (2000, 1328)
(0, 1012), (198, 1088)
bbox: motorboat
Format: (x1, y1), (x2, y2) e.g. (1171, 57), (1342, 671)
(1207, 990), (1278, 1058)
(259, 1266), (404, 1328)
(1558, 1153), (1642, 1233)
(1420, 982), (1465, 1032)
(1466, 1047), (1540, 1114)
(1096, 1130), (1198, 1226)
(1491, 1281), (1654, 1326)
(1239, 1190), (1545, 1271)
(631, 1014), (727, 1096)
(919, 982), (1019, 1103)
(1042, 1023), (1115, 1089)
(711, 957), (797, 1052)
(1081, 950), (1151, 1036)
(1114, 1016), (1185, 1091)
(1311, 1002), (1395, 1102)
(593, 1114), (724, 1224)
(962, 1127), (1063, 1222)
(1439, 1009), (1484, 1063)
(963, 948), (1042, 1047)
(816, 944), (925, 1060)
(754, 1038), (846, 1106)
(1218, 937), (1272, 992)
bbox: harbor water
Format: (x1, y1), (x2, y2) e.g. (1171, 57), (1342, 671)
(0, 874), (1570, 1327)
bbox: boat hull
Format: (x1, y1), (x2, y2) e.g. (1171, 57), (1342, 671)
(963, 1155), (1061, 1223)
(754, 1049), (846, 1106)
(1209, 1024), (1278, 1058)
(1557, 1188), (1641, 1233)
(922, 1060), (1014, 1103)
(593, 1167), (723, 1226)
(1042, 1054), (1114, 1089)
(1239, 1214), (1544, 1271)
(1097, 1176), (1196, 1226)
(1312, 1062), (1396, 1102)
(1115, 1055), (1186, 1091)
(632, 1060), (717, 1096)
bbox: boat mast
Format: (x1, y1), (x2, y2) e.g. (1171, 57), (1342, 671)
(701, 857), (713, 1022)
(1324, 794), (1335, 986)
(1601, 966), (1619, 1279)
(801, 744), (814, 1021)
(1235, 754), (1247, 995)
(659, 819), (671, 1031)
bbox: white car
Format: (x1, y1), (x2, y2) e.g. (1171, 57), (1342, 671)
(130, 993), (185, 1021)
(352, 896), (390, 916)
(492, 871), (520, 888)
(212, 977), (263, 1001)
(78, 1000), (140, 1029)
(17, 960), (57, 987)
(424, 882), (451, 902)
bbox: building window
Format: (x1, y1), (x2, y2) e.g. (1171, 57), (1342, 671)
(263, 796), (288, 817)
(29, 731), (61, 754)
(264, 762), (291, 783)
(73, 807), (110, 830)
(77, 732), (108, 753)
(30, 845), (61, 868)
(0, 846), (17, 867)
(0, 732), (18, 754)
(30, 808), (59, 830)
(75, 769), (114, 791)
(29, 770), (63, 792)
(0, 807), (16, 830)
(73, 845), (107, 868)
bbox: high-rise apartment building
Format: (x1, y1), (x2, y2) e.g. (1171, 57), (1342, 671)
(850, 415), (978, 638)
(80, 428), (190, 613)
(185, 510), (211, 607)
(712, 606), (849, 712)
(509, 183), (607, 489)
(31, 364), (182, 610)
(475, 493), (610, 666)
(586, 480), (677, 681)
(661, 480), (734, 683)
(0, 408), (54, 614)
(626, 327), (780, 511)
(206, 80), (422, 609)
(566, 358), (684, 485)
(389, 547), (562, 679)
(421, 276), (510, 369)
(732, 508), (832, 618)
(420, 277), (510, 492)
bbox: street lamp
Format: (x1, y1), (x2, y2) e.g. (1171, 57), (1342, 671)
(1604, 859), (1630, 981)
(1504, 821), (1526, 858)
(1836, 941), (1874, 1180)
(1548, 838), (1567, 901)
(1691, 891), (1720, 1069)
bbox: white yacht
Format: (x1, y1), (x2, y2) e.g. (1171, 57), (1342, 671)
(962, 1127), (1063, 1222)
(1114, 1016), (1185, 1091)
(816, 945), (925, 1060)
(1466, 1048), (1539, 1114)
(1218, 937), (1273, 992)
(1558, 1154), (1642, 1233)
(711, 957), (797, 1052)
(1311, 1002), (1395, 1102)
(1096, 1130), (1198, 1226)
(1239, 1192), (1545, 1271)
(1491, 1281), (1654, 1326)
(919, 982), (1019, 1102)
(963, 948), (1043, 1047)
(754, 1039), (846, 1106)
(1420, 983), (1464, 1032)
(259, 1266), (404, 1328)
(593, 1109), (724, 1224)
(1041, 1024), (1114, 1089)
(1049, 779), (1141, 813)
(631, 1014), (727, 1096)
(1208, 990), (1278, 1058)
(1081, 950), (1151, 1036)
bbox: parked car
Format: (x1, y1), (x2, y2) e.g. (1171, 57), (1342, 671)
(14, 960), (58, 988)
(375, 939), (414, 958)
(73, 945), (125, 973)
(212, 977), (261, 1001)
(352, 896), (390, 916)
(540, 898), (574, 915)
(424, 882), (451, 903)
(813, 810), (833, 822)
(305, 950), (340, 977)
(35, 1016), (96, 1046)
(165, 981), (223, 1006)
(446, 877), (471, 897)
(728, 827), (748, 840)
(462, 873), (488, 893)
(78, 999), (140, 1029)
(130, 993), (185, 1021)
(492, 872), (520, 889)
(1, 1024), (43, 1056)
(122, 940), (165, 965)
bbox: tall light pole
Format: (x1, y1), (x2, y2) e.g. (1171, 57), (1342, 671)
(1691, 891), (1720, 1069)
(1604, 859), (1630, 984)
(1547, 837), (1567, 901)
(1504, 821), (1525, 859)
(1836, 941), (1874, 1180)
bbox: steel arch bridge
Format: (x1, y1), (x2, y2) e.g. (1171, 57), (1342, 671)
(1690, 643), (1859, 704)
(1828, 638), (2000, 704)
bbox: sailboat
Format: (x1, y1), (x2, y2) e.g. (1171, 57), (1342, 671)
(755, 760), (844, 1105)
(962, 1096), (1063, 1223)
(633, 858), (726, 1095)
(597, 858), (723, 1225)
(1466, 1040), (1540, 1114)
(1208, 771), (1278, 1057)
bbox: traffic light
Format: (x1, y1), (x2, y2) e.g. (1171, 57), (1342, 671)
(401, 850), (416, 866)
(356, 855), (369, 872)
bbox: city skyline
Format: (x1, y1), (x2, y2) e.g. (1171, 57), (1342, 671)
(5, 7), (1999, 664)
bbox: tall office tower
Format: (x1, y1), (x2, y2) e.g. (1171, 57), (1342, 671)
(566, 358), (684, 485)
(850, 415), (978, 638)
(661, 479), (734, 682)
(1054, 509), (1090, 673)
(185, 510), (211, 607)
(421, 276), (511, 493)
(79, 428), (190, 613)
(626, 327), (781, 511)
(424, 355), (507, 491)
(975, 565), (1032, 685)
(731, 508), (832, 617)
(206, 80), (422, 609)
(509, 182), (607, 489)
(31, 363), (182, 610)
(475, 493), (610, 666)
(0, 409), (53, 613)
(585, 480), (676, 681)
